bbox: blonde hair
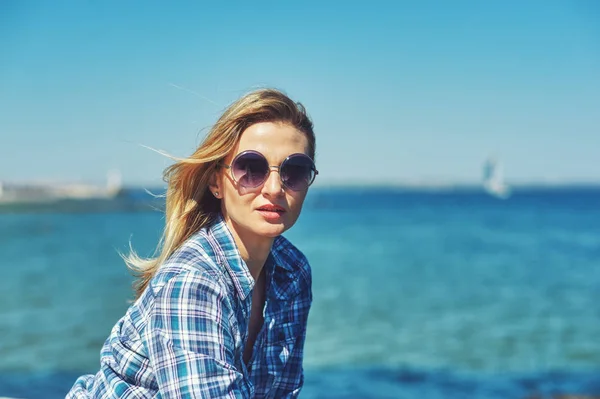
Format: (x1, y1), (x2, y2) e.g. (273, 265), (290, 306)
(126, 88), (316, 298)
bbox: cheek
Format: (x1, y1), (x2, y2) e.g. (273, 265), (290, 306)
(223, 183), (255, 213)
(238, 185), (261, 196)
(288, 191), (308, 214)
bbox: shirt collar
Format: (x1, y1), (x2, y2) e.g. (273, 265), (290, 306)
(208, 214), (299, 302)
(269, 236), (302, 300)
(209, 214), (255, 301)
(270, 236), (296, 272)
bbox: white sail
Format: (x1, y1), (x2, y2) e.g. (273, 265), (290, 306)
(482, 158), (511, 199)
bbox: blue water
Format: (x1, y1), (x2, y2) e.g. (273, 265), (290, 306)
(1, 187), (599, 398)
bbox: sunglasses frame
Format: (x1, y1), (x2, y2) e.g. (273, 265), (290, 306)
(221, 150), (318, 191)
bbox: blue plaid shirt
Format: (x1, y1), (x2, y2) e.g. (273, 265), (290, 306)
(67, 215), (312, 398)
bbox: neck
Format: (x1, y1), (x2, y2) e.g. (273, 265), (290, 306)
(224, 219), (274, 282)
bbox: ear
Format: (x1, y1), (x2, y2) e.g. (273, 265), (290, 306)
(208, 169), (221, 198)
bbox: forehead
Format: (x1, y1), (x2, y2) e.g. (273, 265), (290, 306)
(232, 122), (309, 161)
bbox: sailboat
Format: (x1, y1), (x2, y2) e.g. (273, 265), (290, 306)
(482, 158), (511, 199)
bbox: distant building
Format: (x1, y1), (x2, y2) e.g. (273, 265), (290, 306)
(0, 171), (122, 204)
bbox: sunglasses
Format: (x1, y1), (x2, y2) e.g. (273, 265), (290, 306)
(221, 150), (318, 191)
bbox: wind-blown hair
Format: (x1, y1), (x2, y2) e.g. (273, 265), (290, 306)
(126, 88), (316, 299)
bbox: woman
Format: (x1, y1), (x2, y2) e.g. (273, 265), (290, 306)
(67, 88), (318, 398)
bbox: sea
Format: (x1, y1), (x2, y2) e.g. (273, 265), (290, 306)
(1, 186), (599, 399)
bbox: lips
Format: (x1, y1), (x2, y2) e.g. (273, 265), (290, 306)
(257, 204), (286, 213)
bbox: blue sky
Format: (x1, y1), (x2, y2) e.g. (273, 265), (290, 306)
(1, 1), (599, 186)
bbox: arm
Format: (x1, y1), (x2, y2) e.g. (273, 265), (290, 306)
(145, 269), (247, 398)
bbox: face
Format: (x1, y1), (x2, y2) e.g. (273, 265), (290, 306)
(213, 121), (312, 246)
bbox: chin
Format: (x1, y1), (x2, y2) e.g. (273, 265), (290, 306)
(255, 222), (288, 238)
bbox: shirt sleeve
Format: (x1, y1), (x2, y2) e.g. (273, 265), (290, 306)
(281, 328), (309, 398)
(270, 264), (313, 398)
(145, 268), (247, 398)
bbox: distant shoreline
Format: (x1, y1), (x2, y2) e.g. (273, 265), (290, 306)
(1, 183), (599, 211)
(310, 182), (600, 191)
(119, 182), (600, 190)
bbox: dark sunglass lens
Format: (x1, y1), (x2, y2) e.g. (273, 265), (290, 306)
(281, 155), (315, 191)
(232, 152), (269, 187)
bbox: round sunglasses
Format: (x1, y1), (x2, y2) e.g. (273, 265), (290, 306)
(221, 150), (318, 191)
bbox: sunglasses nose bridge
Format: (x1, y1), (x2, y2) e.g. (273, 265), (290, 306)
(261, 165), (285, 193)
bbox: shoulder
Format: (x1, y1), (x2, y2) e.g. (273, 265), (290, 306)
(272, 235), (312, 286)
(149, 229), (225, 296)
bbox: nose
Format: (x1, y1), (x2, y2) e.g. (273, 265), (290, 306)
(262, 166), (284, 197)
